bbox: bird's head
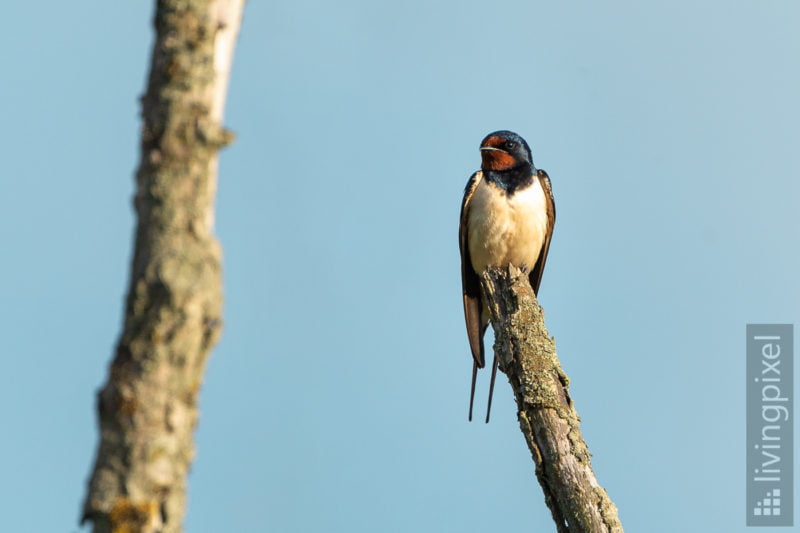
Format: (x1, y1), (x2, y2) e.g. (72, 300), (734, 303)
(479, 130), (533, 172)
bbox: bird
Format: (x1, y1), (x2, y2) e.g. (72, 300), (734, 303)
(459, 130), (555, 423)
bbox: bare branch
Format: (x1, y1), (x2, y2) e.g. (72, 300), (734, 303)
(481, 266), (623, 533)
(82, 1), (245, 532)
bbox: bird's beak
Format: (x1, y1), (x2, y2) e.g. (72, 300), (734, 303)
(480, 146), (506, 153)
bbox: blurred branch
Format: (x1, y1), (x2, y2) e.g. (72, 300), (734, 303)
(480, 266), (623, 533)
(82, 1), (244, 532)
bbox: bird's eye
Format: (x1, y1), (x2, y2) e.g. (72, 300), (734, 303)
(505, 141), (516, 150)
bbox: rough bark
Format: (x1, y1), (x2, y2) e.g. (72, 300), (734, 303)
(82, 1), (245, 532)
(481, 266), (623, 533)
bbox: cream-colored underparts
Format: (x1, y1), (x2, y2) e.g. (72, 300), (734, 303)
(468, 172), (548, 275)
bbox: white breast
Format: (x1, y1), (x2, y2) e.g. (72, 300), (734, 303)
(467, 175), (549, 274)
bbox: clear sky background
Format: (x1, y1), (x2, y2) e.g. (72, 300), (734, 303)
(1, 1), (798, 532)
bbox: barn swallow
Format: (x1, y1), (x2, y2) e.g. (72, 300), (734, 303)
(459, 130), (556, 422)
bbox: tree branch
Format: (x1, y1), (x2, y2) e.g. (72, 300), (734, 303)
(480, 266), (623, 533)
(82, 1), (245, 532)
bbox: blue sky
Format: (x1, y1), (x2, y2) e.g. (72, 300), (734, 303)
(1, 1), (798, 532)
